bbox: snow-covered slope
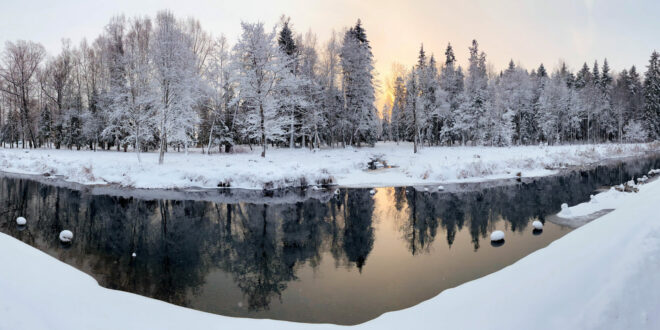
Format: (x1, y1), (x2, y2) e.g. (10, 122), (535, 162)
(0, 142), (657, 189)
(2, 175), (660, 329)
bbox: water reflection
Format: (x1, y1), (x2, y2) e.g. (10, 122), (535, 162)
(0, 155), (658, 325)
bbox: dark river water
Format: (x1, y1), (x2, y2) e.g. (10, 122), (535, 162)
(1, 155), (659, 325)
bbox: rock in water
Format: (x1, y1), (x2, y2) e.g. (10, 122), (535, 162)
(59, 230), (73, 243)
(369, 189), (376, 195)
(532, 220), (543, 230)
(16, 217), (27, 226)
(132, 252), (137, 258)
(490, 230), (505, 242)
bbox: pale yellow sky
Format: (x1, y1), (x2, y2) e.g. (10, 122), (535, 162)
(2, 0), (659, 109)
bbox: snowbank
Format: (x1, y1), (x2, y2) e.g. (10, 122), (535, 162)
(0, 142), (657, 190)
(2, 176), (660, 329)
(551, 174), (657, 227)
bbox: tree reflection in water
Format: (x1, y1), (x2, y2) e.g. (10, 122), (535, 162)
(0, 155), (658, 324)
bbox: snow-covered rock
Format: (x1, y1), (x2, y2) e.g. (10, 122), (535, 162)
(59, 230), (73, 243)
(437, 185), (445, 191)
(369, 189), (376, 195)
(560, 203), (571, 216)
(131, 253), (136, 258)
(532, 220), (543, 230)
(16, 217), (26, 226)
(490, 231), (505, 241)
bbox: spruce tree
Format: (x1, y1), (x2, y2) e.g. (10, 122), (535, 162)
(340, 19), (377, 146)
(643, 51), (660, 139)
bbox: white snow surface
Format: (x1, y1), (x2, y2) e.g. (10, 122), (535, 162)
(2, 179), (660, 329)
(0, 142), (657, 189)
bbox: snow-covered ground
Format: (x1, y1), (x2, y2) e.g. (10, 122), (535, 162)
(2, 171), (660, 329)
(0, 142), (657, 189)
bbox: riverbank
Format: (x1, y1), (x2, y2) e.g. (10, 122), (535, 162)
(1, 166), (659, 329)
(0, 142), (658, 190)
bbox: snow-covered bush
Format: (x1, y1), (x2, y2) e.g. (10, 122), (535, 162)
(623, 121), (648, 142)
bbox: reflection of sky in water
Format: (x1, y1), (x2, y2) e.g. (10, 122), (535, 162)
(0, 155), (658, 325)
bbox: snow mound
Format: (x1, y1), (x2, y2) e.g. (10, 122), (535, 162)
(490, 231), (505, 241)
(59, 230), (73, 243)
(532, 220), (543, 230)
(16, 217), (26, 226)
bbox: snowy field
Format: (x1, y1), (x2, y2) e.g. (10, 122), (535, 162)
(1, 170), (659, 329)
(0, 142), (658, 189)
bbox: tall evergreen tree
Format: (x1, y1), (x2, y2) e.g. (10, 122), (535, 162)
(643, 51), (660, 139)
(340, 19), (378, 146)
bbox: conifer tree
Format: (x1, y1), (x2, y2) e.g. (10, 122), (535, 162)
(643, 51), (660, 139)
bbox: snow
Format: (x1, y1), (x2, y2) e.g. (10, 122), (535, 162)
(0, 142), (657, 190)
(532, 220), (543, 230)
(490, 230), (505, 241)
(557, 188), (631, 220)
(1, 179), (660, 329)
(59, 230), (73, 243)
(15, 217), (26, 226)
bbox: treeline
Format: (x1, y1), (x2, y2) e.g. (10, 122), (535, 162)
(385, 41), (660, 151)
(0, 11), (378, 162)
(0, 10), (659, 163)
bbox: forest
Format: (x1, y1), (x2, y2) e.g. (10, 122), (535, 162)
(1, 10), (659, 162)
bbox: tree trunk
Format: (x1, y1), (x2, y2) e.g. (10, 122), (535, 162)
(260, 103), (266, 157)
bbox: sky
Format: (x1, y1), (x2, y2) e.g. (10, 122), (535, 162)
(1, 0), (659, 108)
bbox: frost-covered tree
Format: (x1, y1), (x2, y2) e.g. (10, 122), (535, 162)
(537, 68), (573, 143)
(297, 31), (324, 148)
(623, 120), (648, 142)
(455, 40), (489, 144)
(152, 11), (201, 163)
(203, 35), (234, 153)
(277, 17), (302, 149)
(318, 30), (343, 147)
(0, 40), (46, 148)
(497, 60), (533, 144)
(340, 20), (378, 146)
(390, 75), (406, 143)
(439, 43), (463, 144)
(233, 21), (288, 157)
(120, 17), (156, 162)
(404, 67), (420, 152)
